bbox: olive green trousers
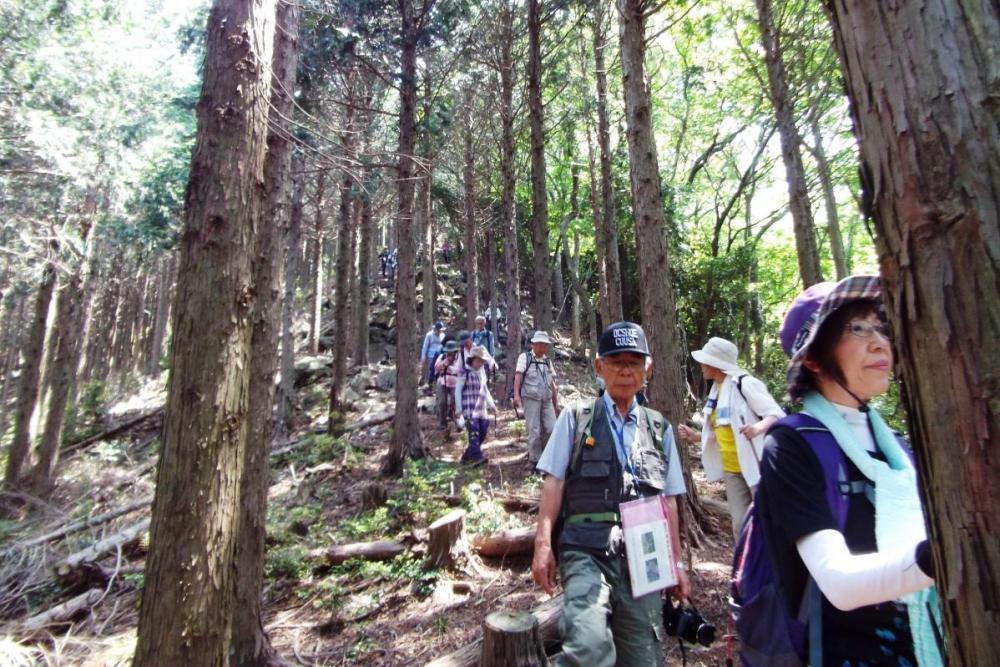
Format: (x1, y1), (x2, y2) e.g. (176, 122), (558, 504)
(555, 548), (665, 667)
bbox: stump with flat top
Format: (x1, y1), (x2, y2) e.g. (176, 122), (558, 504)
(480, 610), (548, 667)
(427, 508), (469, 569)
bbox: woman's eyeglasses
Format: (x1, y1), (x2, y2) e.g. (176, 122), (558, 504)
(845, 320), (891, 341)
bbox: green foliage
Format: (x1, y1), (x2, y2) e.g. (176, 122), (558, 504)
(387, 459), (454, 525)
(334, 554), (440, 598)
(267, 503), (322, 546)
(340, 507), (393, 540)
(283, 432), (349, 468)
(265, 545), (311, 581)
(462, 482), (524, 534)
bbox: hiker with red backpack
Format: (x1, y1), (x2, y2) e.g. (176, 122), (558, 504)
(678, 337), (784, 540)
(734, 276), (942, 666)
(531, 322), (690, 666)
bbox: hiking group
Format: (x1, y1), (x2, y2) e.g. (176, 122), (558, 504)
(417, 273), (941, 665)
(521, 276), (942, 667)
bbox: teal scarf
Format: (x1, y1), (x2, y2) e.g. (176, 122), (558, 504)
(803, 392), (944, 667)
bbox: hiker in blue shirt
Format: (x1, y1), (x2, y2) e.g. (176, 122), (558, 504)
(420, 321), (445, 392)
(532, 322), (690, 667)
(755, 276), (941, 666)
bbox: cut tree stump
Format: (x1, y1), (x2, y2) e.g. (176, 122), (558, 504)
(309, 540), (407, 566)
(361, 482), (388, 510)
(425, 594), (563, 667)
(21, 588), (104, 634)
(480, 610), (548, 666)
(427, 509), (469, 569)
(471, 526), (535, 558)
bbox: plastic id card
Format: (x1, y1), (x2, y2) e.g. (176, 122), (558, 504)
(620, 495), (677, 597)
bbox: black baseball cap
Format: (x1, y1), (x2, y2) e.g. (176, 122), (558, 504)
(598, 321), (650, 357)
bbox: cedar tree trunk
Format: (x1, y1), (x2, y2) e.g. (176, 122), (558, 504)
(132, 0), (276, 663)
(824, 2), (1000, 663)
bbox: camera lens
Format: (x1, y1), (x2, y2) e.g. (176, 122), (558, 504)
(695, 622), (716, 647)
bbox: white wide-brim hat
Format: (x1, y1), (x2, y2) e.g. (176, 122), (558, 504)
(468, 345), (489, 360)
(530, 331), (552, 345)
(691, 337), (741, 372)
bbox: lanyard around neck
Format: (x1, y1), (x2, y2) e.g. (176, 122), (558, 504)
(606, 406), (637, 478)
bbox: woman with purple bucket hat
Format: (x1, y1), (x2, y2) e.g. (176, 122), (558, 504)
(751, 275), (943, 665)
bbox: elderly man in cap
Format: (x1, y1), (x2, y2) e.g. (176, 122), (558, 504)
(513, 330), (561, 465)
(532, 322), (690, 666)
(677, 337), (784, 539)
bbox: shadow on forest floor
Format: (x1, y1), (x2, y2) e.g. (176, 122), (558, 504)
(0, 339), (737, 666)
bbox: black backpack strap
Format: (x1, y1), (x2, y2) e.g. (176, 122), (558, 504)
(735, 374), (764, 421)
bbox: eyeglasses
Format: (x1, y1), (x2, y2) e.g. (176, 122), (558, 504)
(602, 357), (646, 373)
(845, 320), (891, 341)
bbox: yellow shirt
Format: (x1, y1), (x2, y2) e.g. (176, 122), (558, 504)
(712, 402), (741, 474)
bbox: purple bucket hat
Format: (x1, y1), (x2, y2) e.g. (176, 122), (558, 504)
(780, 275), (881, 399)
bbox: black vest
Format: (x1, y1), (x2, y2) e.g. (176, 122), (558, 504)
(558, 397), (669, 555)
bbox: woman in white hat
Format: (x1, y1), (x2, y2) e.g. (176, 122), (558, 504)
(677, 336), (784, 539)
(454, 345), (499, 465)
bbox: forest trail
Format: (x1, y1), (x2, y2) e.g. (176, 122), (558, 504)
(0, 340), (735, 666)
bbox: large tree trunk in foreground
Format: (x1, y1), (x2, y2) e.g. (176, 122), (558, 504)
(383, 0), (428, 476)
(133, 0), (276, 663)
(824, 2), (1000, 663)
(617, 0), (686, 429)
(232, 1), (299, 664)
(755, 0), (823, 288)
(619, 0), (708, 542)
(4, 263), (56, 488)
(527, 0), (551, 335)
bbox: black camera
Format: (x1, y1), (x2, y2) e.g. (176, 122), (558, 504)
(663, 600), (716, 647)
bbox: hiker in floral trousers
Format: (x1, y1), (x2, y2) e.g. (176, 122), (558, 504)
(454, 345), (497, 465)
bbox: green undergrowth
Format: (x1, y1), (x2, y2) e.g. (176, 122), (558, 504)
(263, 448), (530, 608)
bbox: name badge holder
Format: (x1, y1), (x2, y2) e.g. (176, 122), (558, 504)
(620, 495), (678, 597)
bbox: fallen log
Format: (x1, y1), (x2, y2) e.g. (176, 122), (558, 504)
(342, 410), (394, 432)
(21, 588), (104, 634)
(270, 411), (396, 459)
(53, 518), (150, 580)
(470, 526), (535, 559)
(425, 594), (563, 667)
(497, 495), (540, 514)
(309, 540), (407, 566)
(62, 409), (164, 457)
(480, 611), (547, 667)
(12, 496), (153, 552)
(435, 494), (539, 514)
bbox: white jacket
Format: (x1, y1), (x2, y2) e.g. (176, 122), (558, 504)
(700, 370), (785, 487)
